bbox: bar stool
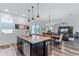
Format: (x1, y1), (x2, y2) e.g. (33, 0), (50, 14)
(52, 34), (64, 56)
(53, 34), (63, 46)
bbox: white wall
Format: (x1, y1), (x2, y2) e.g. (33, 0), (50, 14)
(0, 13), (28, 46)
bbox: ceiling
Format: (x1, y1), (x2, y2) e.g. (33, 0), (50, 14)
(0, 3), (79, 25)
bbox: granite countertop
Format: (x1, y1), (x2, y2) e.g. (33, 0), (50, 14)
(17, 35), (51, 44)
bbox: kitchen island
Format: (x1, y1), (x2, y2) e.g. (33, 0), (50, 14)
(17, 35), (60, 56)
(17, 35), (51, 56)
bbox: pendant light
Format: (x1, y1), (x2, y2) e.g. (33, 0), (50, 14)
(48, 15), (51, 28)
(28, 9), (30, 22)
(32, 6), (34, 20)
(48, 15), (52, 32)
(37, 3), (40, 20)
(49, 15), (51, 24)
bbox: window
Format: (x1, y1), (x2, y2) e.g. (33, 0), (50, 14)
(0, 14), (14, 34)
(31, 19), (41, 34)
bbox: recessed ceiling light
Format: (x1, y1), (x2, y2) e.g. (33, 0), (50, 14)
(4, 9), (8, 12)
(22, 14), (25, 16)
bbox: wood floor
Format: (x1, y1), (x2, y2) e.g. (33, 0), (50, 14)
(51, 39), (79, 56)
(0, 39), (79, 56)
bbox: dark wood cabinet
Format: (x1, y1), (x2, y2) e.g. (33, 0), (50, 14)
(58, 26), (73, 41)
(17, 37), (48, 56)
(58, 26), (73, 37)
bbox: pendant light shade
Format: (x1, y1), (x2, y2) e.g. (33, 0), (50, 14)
(32, 6), (34, 20)
(49, 15), (50, 23)
(37, 3), (40, 19)
(28, 9), (30, 22)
